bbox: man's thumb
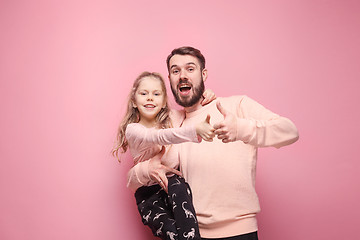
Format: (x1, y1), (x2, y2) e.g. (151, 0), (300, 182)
(205, 114), (211, 124)
(158, 146), (166, 158)
(216, 101), (227, 117)
(151, 146), (166, 164)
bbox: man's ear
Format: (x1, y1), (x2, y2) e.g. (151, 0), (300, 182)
(202, 68), (208, 82)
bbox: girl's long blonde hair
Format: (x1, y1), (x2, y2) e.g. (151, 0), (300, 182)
(112, 71), (172, 162)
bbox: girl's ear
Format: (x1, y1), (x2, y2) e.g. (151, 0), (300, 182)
(132, 101), (137, 108)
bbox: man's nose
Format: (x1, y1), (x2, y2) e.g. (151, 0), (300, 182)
(180, 70), (187, 79)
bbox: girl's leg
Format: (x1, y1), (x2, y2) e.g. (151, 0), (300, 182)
(135, 185), (179, 240)
(168, 175), (201, 240)
(201, 232), (259, 240)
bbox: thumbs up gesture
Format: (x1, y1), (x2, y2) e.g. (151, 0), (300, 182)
(195, 114), (215, 142)
(214, 102), (238, 143)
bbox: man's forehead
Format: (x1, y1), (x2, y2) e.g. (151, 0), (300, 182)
(169, 54), (200, 68)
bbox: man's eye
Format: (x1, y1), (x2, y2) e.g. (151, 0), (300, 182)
(188, 68), (194, 72)
(172, 69), (179, 74)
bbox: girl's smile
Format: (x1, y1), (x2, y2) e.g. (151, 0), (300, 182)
(133, 76), (166, 127)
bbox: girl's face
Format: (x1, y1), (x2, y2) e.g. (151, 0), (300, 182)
(133, 77), (166, 126)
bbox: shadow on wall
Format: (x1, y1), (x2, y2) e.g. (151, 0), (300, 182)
(115, 152), (155, 239)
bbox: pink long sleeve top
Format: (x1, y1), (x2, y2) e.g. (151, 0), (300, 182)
(127, 95), (299, 238)
(125, 120), (199, 190)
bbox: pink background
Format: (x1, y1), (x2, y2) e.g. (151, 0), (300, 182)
(1, 0), (359, 239)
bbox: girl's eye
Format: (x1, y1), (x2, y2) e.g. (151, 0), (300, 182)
(140, 92), (147, 95)
(154, 92), (161, 96)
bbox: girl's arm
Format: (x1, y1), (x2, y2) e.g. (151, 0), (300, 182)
(125, 123), (200, 146)
(126, 118), (215, 147)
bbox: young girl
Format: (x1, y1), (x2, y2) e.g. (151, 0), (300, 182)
(112, 71), (215, 240)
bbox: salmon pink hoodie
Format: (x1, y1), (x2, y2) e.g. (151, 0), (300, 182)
(128, 95), (299, 238)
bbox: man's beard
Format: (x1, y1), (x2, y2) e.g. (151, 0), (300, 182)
(171, 78), (205, 108)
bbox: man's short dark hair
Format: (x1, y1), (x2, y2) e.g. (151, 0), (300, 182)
(166, 46), (206, 72)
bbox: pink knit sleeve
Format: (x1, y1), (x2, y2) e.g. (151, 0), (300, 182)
(125, 122), (198, 191)
(125, 123), (199, 146)
(235, 96), (299, 148)
(127, 160), (151, 191)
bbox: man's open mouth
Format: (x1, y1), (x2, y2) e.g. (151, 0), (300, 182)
(178, 83), (192, 95)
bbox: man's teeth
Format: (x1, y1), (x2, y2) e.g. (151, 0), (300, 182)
(179, 84), (191, 92)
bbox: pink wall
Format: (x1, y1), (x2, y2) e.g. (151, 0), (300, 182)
(1, 0), (359, 239)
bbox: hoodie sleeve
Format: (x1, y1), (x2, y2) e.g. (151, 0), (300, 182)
(234, 96), (299, 148)
(125, 123), (199, 147)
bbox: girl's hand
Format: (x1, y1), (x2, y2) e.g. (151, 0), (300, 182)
(196, 114), (215, 142)
(148, 146), (182, 193)
(201, 89), (217, 106)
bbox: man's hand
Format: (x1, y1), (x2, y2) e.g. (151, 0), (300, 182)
(201, 89), (216, 106)
(148, 146), (182, 193)
(213, 102), (238, 143)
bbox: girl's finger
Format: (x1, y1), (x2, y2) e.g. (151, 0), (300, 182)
(217, 134), (225, 139)
(214, 129), (225, 135)
(213, 122), (224, 130)
(201, 99), (209, 105)
(223, 138), (230, 143)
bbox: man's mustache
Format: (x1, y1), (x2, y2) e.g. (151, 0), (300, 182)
(177, 80), (193, 89)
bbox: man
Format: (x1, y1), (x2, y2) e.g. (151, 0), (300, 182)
(128, 46), (299, 240)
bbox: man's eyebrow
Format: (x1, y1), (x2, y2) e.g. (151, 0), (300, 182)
(170, 62), (196, 69)
(170, 64), (178, 70)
